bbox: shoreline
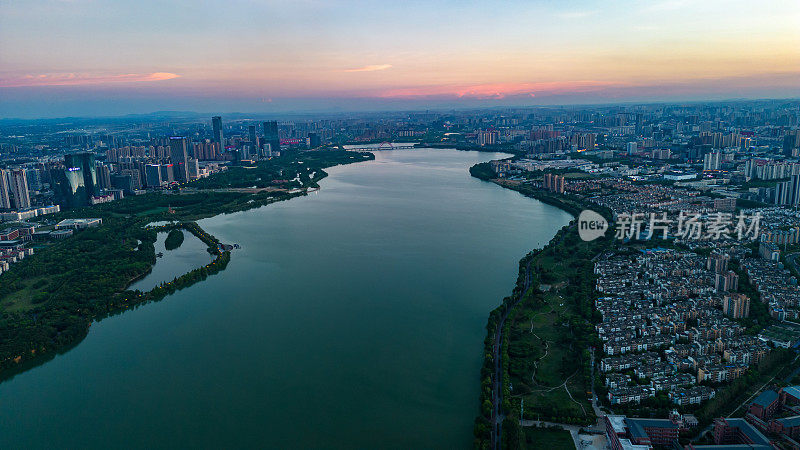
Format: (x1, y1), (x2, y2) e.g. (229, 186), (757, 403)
(469, 163), (610, 449)
(469, 165), (800, 448)
(0, 151), (374, 383)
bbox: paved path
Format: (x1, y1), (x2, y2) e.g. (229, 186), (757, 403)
(491, 257), (534, 449)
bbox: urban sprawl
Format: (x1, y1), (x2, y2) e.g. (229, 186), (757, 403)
(4, 100), (800, 448)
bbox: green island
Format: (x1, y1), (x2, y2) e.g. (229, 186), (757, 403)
(163, 229), (184, 251)
(0, 150), (374, 380)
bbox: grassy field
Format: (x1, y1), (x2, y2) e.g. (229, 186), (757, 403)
(522, 427), (574, 448)
(0, 275), (51, 312)
(497, 206), (606, 426)
(508, 286), (593, 422)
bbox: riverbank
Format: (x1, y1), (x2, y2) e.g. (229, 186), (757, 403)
(0, 147), (573, 448)
(469, 163), (613, 449)
(0, 150), (374, 381)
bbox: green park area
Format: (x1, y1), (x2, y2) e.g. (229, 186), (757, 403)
(504, 226), (607, 425)
(0, 150), (373, 377)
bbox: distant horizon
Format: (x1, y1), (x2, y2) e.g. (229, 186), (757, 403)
(2, 95), (799, 122)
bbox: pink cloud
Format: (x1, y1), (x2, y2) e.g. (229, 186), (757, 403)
(0, 72), (180, 87)
(379, 81), (619, 99)
(344, 64), (393, 73)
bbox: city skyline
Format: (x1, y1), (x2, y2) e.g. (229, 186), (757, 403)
(1, 0), (800, 118)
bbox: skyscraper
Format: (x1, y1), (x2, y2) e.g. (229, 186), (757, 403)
(97, 164), (112, 190)
(212, 116), (224, 146)
(160, 164), (175, 183)
(248, 124), (258, 147)
(169, 136), (190, 182)
(308, 132), (321, 148)
(703, 152), (722, 171)
(0, 170), (11, 209)
(145, 164), (163, 187)
(784, 130), (800, 157)
(8, 169), (30, 210)
(26, 168), (42, 191)
(51, 166), (86, 208)
(263, 121), (281, 155)
(64, 152), (98, 197)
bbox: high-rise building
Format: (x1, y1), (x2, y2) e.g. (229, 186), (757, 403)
(707, 253), (730, 274)
(626, 142), (637, 155)
(478, 129), (498, 146)
(263, 121), (281, 154)
(188, 158), (199, 180)
(776, 174), (800, 206)
(8, 169), (30, 210)
(543, 173), (565, 193)
(703, 152), (722, 171)
(784, 130), (800, 157)
(248, 124), (258, 148)
(145, 164), (163, 187)
(51, 167), (85, 208)
(308, 132), (321, 148)
(160, 164), (175, 183)
(26, 168), (42, 191)
(111, 169), (141, 193)
(723, 293), (750, 318)
(0, 169), (11, 209)
(212, 116), (224, 146)
(169, 136), (190, 182)
(715, 270), (739, 292)
(97, 164), (112, 190)
(64, 152), (98, 197)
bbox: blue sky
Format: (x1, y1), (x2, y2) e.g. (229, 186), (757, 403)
(1, 0), (799, 117)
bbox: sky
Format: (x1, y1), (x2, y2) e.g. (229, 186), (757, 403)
(1, 0), (799, 118)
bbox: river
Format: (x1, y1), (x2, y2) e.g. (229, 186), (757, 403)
(0, 148), (572, 449)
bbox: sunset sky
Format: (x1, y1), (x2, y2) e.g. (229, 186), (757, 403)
(1, 0), (799, 118)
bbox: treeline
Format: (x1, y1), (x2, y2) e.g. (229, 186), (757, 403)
(469, 162), (497, 181)
(423, 142), (523, 154)
(473, 249), (541, 449)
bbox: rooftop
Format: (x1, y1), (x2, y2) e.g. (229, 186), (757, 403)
(751, 390), (779, 408)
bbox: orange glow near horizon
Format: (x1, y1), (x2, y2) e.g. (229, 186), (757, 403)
(378, 81), (621, 99)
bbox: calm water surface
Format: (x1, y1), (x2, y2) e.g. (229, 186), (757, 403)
(0, 149), (571, 449)
(129, 231), (213, 292)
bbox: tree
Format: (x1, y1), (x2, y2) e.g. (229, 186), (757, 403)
(502, 416), (522, 450)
